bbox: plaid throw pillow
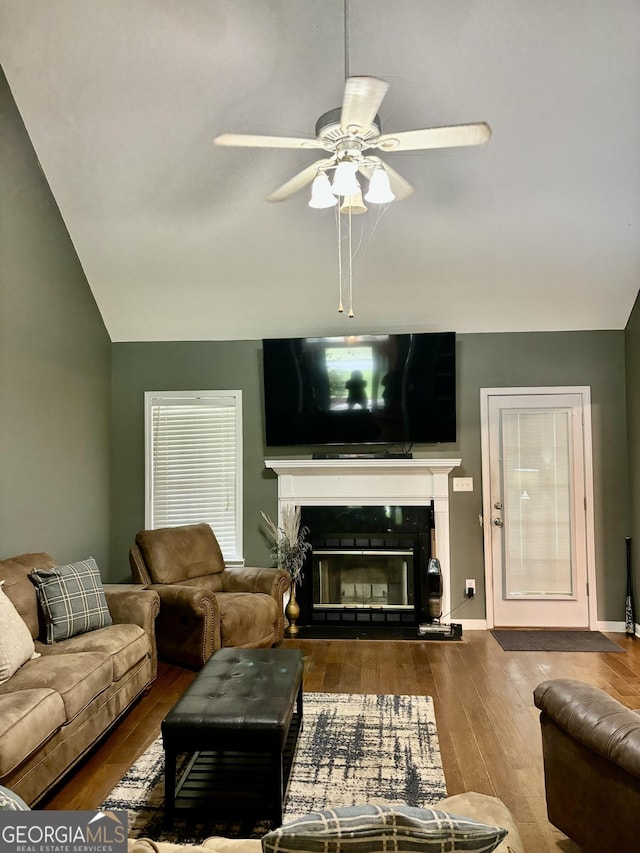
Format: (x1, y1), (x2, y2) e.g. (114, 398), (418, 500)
(30, 558), (112, 643)
(261, 804), (508, 853)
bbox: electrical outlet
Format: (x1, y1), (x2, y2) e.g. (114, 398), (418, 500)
(453, 477), (474, 492)
(465, 578), (476, 597)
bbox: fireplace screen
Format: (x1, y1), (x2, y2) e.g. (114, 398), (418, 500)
(313, 549), (415, 610)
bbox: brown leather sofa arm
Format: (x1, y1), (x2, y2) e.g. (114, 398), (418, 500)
(148, 583), (220, 667)
(534, 678), (640, 777)
(221, 566), (290, 644)
(104, 585), (160, 679)
(221, 565), (290, 598)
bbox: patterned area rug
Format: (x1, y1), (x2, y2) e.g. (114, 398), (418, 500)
(102, 692), (446, 844)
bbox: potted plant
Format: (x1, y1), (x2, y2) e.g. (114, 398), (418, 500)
(261, 505), (311, 636)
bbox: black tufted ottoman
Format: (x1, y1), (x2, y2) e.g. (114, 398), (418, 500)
(162, 647), (304, 825)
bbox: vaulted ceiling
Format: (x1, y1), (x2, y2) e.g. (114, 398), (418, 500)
(2, 1), (639, 341)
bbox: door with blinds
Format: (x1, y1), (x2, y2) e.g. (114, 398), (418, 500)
(145, 391), (243, 564)
(480, 388), (596, 628)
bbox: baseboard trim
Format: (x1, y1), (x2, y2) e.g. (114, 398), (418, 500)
(597, 620), (626, 632)
(597, 619), (640, 638)
(458, 619), (488, 631)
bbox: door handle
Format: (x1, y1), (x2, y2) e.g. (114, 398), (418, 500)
(493, 517), (504, 527)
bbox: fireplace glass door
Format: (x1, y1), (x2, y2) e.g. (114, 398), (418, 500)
(313, 549), (414, 610)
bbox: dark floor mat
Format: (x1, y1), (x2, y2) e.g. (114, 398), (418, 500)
(491, 629), (624, 652)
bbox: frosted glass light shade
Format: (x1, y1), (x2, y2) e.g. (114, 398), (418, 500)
(332, 161), (360, 196)
(309, 173), (337, 208)
(339, 190), (368, 215)
(365, 167), (395, 203)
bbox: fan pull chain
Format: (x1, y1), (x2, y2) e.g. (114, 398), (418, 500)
(348, 207), (354, 318)
(337, 207), (344, 313)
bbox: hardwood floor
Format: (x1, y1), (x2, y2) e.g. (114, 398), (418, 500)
(44, 630), (640, 851)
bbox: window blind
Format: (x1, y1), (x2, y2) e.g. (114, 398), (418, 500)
(145, 391), (242, 563)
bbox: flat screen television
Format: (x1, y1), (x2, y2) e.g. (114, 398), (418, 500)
(262, 332), (456, 447)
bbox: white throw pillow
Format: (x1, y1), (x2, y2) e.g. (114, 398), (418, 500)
(0, 580), (40, 684)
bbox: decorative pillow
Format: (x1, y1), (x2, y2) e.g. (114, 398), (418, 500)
(261, 804), (508, 853)
(0, 785), (30, 810)
(30, 558), (112, 643)
(0, 581), (40, 684)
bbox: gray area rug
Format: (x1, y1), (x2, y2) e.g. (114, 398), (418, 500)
(102, 692), (446, 844)
(491, 629), (624, 652)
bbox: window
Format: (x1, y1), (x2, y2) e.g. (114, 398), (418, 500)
(145, 391), (243, 564)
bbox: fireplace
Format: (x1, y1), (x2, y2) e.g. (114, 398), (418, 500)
(299, 504), (432, 627)
(264, 456), (461, 632)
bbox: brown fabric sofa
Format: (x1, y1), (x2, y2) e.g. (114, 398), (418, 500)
(126, 793), (524, 853)
(0, 552), (159, 806)
(129, 523), (290, 668)
(534, 677), (640, 852)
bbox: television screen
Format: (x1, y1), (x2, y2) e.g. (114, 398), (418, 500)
(262, 332), (456, 446)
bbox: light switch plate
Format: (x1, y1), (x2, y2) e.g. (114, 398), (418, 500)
(453, 477), (474, 492)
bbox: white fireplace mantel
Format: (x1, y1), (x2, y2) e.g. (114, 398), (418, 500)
(265, 456), (461, 620)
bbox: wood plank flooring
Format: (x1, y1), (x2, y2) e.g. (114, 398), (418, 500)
(44, 630), (640, 851)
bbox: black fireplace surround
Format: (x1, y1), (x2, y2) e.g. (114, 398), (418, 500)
(298, 504), (434, 629)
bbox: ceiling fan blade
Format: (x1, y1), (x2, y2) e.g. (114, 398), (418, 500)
(340, 77), (389, 133)
(376, 122), (492, 152)
(378, 163), (414, 201)
(214, 133), (324, 150)
(267, 159), (334, 202)
(358, 160), (414, 202)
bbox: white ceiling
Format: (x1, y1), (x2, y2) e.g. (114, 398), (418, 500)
(2, 0), (639, 342)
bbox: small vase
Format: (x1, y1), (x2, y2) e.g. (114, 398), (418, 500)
(285, 580), (300, 637)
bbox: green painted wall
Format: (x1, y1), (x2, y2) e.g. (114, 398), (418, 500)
(110, 340), (270, 580)
(110, 331), (629, 622)
(626, 292), (640, 599)
(0, 68), (112, 568)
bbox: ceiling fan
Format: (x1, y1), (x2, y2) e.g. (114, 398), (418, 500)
(213, 75), (492, 206)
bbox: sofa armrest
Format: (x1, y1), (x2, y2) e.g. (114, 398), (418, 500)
(220, 566), (290, 643)
(221, 565), (290, 598)
(534, 678), (640, 778)
(104, 584), (160, 679)
(148, 583), (220, 666)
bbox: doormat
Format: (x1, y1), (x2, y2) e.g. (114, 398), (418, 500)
(102, 691), (446, 844)
(491, 629), (624, 652)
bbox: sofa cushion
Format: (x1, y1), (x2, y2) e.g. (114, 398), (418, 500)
(135, 523), (225, 584)
(0, 581), (39, 684)
(0, 553), (56, 639)
(0, 651), (112, 723)
(31, 558), (112, 643)
(0, 785), (30, 811)
(436, 793), (524, 853)
(0, 785), (31, 812)
(36, 623), (149, 681)
(260, 804), (508, 853)
(0, 689), (65, 776)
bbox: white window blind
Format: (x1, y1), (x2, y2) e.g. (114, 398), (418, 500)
(145, 391), (243, 563)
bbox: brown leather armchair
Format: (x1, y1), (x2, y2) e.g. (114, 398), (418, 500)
(129, 522), (290, 668)
(534, 678), (640, 852)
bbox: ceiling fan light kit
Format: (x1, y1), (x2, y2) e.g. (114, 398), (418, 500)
(308, 173), (338, 209)
(339, 190), (367, 216)
(364, 166), (395, 204)
(214, 75), (491, 317)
